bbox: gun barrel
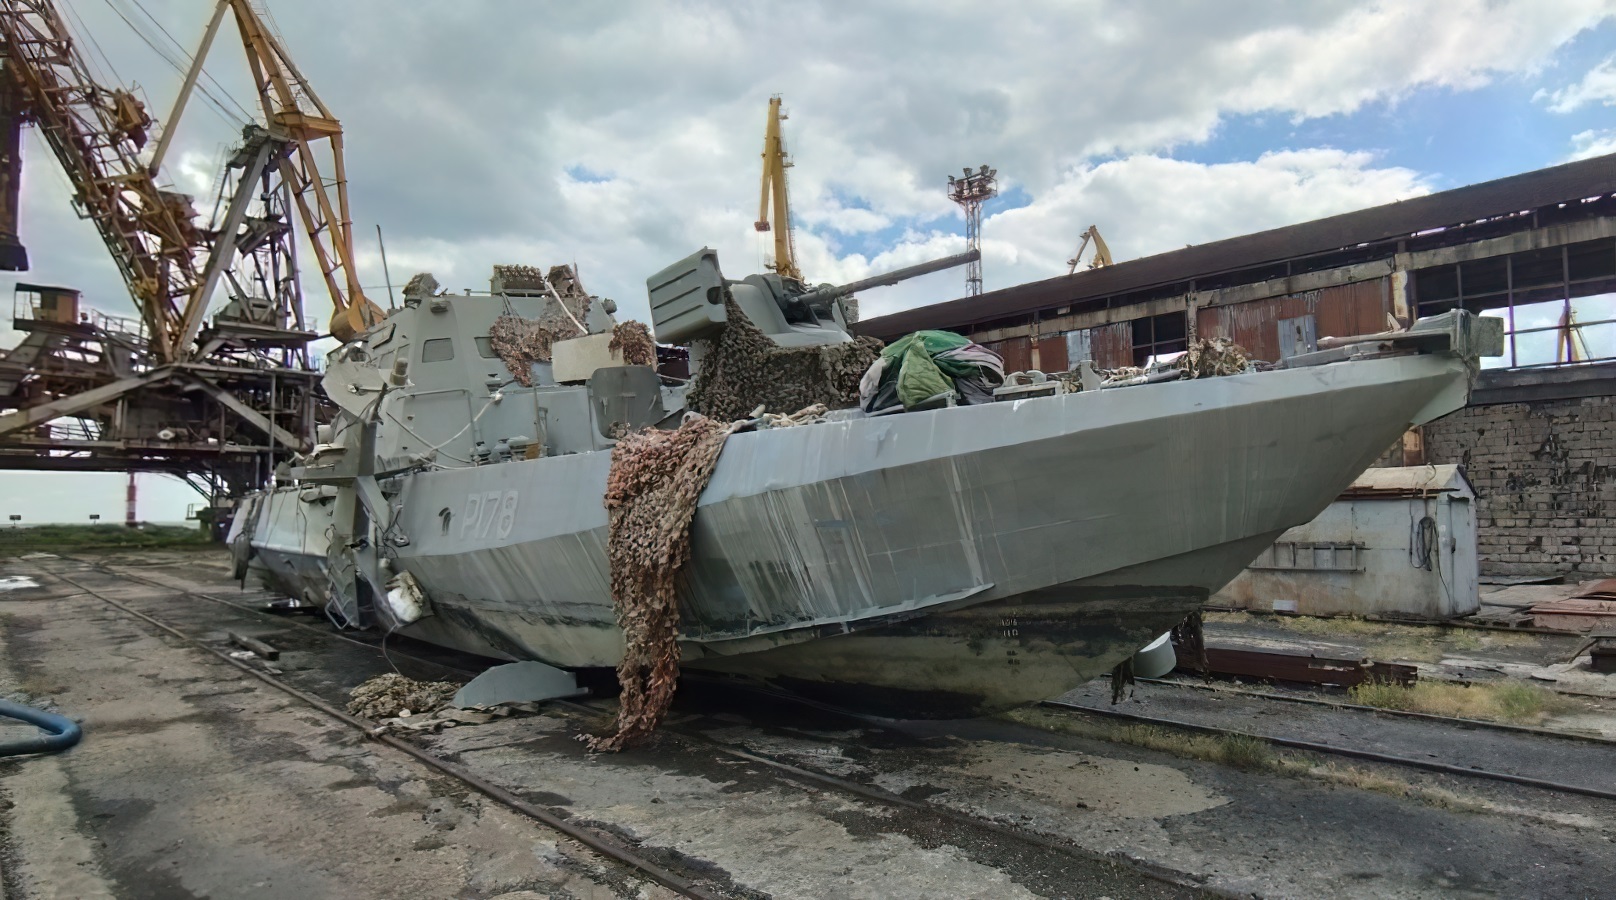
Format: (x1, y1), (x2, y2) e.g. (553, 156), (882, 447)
(797, 249), (979, 307)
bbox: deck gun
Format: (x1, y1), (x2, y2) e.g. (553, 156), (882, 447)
(647, 248), (979, 349)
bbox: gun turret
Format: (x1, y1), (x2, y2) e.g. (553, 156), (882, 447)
(647, 248), (978, 349)
(791, 249), (979, 310)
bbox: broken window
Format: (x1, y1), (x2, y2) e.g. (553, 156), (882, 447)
(1411, 237), (1616, 368)
(1130, 311), (1187, 367)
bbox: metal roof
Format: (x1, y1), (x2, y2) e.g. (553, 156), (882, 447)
(1340, 464), (1474, 500)
(858, 152), (1616, 340)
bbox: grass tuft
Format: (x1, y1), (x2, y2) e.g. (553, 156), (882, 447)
(1347, 679), (1570, 725)
(0, 523), (210, 555)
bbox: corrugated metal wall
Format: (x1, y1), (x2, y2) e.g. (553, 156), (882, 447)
(1036, 335), (1068, 372)
(972, 280), (1383, 373)
(1090, 322), (1132, 368)
(1196, 278), (1388, 362)
(984, 335), (1033, 373)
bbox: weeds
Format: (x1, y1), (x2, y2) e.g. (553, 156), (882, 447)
(1008, 712), (1278, 772)
(0, 523), (210, 555)
(1347, 679), (1570, 725)
(1306, 763), (1491, 814)
(1207, 611), (1538, 657)
(1365, 637), (1445, 663)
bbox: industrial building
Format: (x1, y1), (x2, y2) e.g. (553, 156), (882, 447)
(859, 153), (1616, 578)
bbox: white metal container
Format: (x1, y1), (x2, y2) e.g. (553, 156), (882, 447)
(1213, 465), (1479, 620)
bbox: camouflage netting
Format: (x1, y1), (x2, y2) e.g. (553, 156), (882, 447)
(585, 414), (736, 752)
(1177, 337), (1252, 378)
(609, 320), (657, 368)
(489, 315), (565, 386)
(487, 264), (597, 386)
(346, 673), (461, 719)
(687, 297), (883, 421)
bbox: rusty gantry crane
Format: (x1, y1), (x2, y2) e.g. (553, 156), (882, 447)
(0, 0), (378, 518)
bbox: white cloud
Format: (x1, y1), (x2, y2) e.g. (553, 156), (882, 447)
(11, 0), (1610, 326)
(1569, 128), (1616, 160)
(1538, 55), (1616, 112)
(2, 0), (1612, 520)
(855, 149), (1431, 318)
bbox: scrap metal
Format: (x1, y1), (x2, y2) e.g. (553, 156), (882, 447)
(1171, 642), (1417, 687)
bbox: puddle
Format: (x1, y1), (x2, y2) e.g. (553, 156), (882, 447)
(0, 576), (41, 591)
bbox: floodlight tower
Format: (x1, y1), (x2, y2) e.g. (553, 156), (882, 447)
(947, 164), (998, 296)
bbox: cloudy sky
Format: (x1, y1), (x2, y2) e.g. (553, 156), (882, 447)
(3, 0), (1615, 523)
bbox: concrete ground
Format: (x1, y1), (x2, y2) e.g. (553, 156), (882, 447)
(0, 553), (1186, 900)
(1, 549), (1614, 898)
(0, 556), (673, 900)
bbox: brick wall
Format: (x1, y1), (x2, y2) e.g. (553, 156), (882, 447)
(1423, 395), (1616, 577)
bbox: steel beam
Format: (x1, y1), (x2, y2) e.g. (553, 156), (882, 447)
(0, 368), (170, 438)
(182, 376), (306, 451)
(174, 128), (286, 357)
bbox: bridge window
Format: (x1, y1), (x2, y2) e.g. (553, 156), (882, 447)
(421, 338), (455, 362)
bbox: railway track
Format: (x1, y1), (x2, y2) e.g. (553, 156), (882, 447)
(72, 558), (1616, 804)
(42, 557), (1214, 899)
(42, 565), (726, 900)
(1038, 699), (1616, 802)
(96, 559), (1616, 800)
(1133, 677), (1616, 746)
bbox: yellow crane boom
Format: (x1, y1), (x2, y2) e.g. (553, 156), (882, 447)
(216, 0), (382, 343)
(1066, 224), (1113, 275)
(754, 95), (801, 282)
(0, 0), (381, 360)
(0, 0), (210, 363)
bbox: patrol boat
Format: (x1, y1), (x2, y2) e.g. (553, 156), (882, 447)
(232, 248), (1499, 716)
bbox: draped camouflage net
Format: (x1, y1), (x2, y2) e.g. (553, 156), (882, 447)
(585, 414), (736, 752)
(486, 264), (596, 386)
(687, 297), (883, 421)
(488, 315), (566, 386)
(609, 320), (657, 368)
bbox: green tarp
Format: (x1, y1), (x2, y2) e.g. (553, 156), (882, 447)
(881, 330), (970, 409)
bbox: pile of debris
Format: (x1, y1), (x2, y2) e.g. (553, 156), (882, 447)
(586, 414), (736, 752)
(609, 320), (657, 368)
(1177, 337), (1253, 378)
(346, 673), (460, 720)
(688, 298), (882, 421)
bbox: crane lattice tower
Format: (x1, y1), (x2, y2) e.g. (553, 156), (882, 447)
(947, 164), (998, 296)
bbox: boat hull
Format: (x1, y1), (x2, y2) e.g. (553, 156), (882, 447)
(247, 349), (1473, 715)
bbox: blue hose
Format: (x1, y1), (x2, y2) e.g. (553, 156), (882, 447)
(0, 699), (81, 755)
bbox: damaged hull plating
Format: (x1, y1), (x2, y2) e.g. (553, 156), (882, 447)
(245, 341), (1478, 716)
